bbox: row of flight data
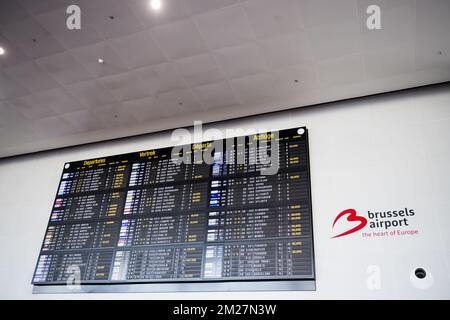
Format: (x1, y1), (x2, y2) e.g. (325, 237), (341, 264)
(34, 239), (313, 283)
(43, 203), (311, 252)
(51, 171), (310, 222)
(57, 139), (306, 195)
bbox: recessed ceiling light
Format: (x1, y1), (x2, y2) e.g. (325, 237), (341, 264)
(0, 47), (5, 55)
(98, 58), (104, 64)
(150, 0), (162, 11)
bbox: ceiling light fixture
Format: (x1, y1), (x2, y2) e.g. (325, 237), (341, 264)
(98, 58), (104, 64)
(150, 0), (162, 11)
(0, 46), (5, 55)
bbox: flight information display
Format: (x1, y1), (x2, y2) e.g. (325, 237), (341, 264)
(32, 127), (315, 286)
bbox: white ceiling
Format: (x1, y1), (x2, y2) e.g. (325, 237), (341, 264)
(0, 0), (449, 158)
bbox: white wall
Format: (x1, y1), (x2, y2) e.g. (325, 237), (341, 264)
(1, 84), (449, 299)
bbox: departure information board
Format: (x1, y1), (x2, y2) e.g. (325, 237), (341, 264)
(32, 127), (315, 288)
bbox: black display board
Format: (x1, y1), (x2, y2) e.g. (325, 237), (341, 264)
(32, 127), (315, 289)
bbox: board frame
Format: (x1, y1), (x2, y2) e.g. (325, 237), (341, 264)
(32, 126), (316, 293)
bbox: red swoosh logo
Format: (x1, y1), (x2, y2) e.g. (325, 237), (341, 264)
(332, 208), (367, 238)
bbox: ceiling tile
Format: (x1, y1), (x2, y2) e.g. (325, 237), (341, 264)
(66, 79), (116, 108)
(17, 0), (74, 15)
(151, 19), (208, 59)
(92, 103), (138, 128)
(0, 17), (65, 59)
(0, 35), (31, 67)
(301, 0), (359, 28)
(272, 63), (320, 95)
(22, 34), (66, 59)
(214, 44), (267, 79)
(70, 41), (129, 77)
(308, 18), (361, 62)
(415, 0), (450, 70)
(154, 88), (202, 114)
(243, 0), (305, 39)
(36, 51), (94, 85)
(128, 0), (190, 28)
(36, 7), (105, 49)
(175, 53), (225, 87)
(258, 31), (313, 68)
(230, 72), (279, 104)
(187, 0), (240, 15)
(0, 101), (28, 128)
(4, 61), (60, 92)
(194, 5), (254, 50)
(364, 43), (414, 80)
(99, 72), (151, 102)
(8, 94), (54, 120)
(136, 63), (187, 95)
(1, 16), (65, 59)
(110, 30), (167, 69)
(61, 109), (105, 132)
(0, 0), (31, 27)
(152, 63), (188, 93)
(122, 96), (159, 121)
(31, 115), (80, 139)
(78, 0), (143, 39)
(194, 81), (239, 109)
(0, 71), (30, 100)
(319, 53), (365, 87)
(0, 123), (35, 148)
(357, 0), (416, 51)
(34, 87), (85, 114)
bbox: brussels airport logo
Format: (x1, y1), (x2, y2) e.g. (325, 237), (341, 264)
(331, 207), (419, 239)
(332, 209), (367, 238)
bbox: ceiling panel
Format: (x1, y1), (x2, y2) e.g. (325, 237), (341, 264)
(194, 5), (254, 50)
(9, 94), (55, 120)
(17, 0), (73, 15)
(61, 108), (105, 132)
(151, 18), (208, 59)
(4, 60), (60, 92)
(258, 31), (313, 68)
(318, 53), (366, 87)
(128, 0), (190, 28)
(194, 80), (239, 109)
(65, 79), (116, 108)
(34, 87), (84, 114)
(70, 41), (129, 77)
(0, 0), (449, 158)
(213, 44), (268, 79)
(175, 53), (225, 87)
(0, 71), (30, 99)
(36, 51), (93, 85)
(230, 72), (279, 104)
(99, 72), (150, 102)
(109, 30), (167, 69)
(35, 7), (105, 49)
(242, 0), (305, 39)
(186, 0), (240, 16)
(0, 0), (31, 27)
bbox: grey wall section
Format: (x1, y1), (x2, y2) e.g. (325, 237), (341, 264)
(0, 84), (449, 299)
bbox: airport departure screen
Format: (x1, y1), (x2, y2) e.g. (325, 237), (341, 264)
(32, 127), (315, 285)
